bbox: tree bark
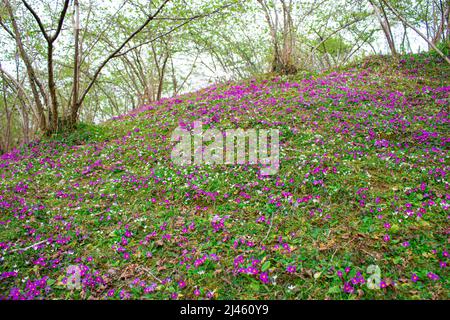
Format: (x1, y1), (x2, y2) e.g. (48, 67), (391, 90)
(71, 0), (81, 126)
(47, 44), (58, 132)
(1, 70), (12, 152)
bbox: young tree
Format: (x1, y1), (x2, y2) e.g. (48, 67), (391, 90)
(257, 0), (298, 74)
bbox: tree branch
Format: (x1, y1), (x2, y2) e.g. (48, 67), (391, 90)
(21, 0), (50, 41)
(50, 0), (70, 42)
(77, 0), (170, 108)
(113, 3), (235, 58)
(0, 15), (15, 39)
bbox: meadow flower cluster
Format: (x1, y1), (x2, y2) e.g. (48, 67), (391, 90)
(0, 53), (448, 299)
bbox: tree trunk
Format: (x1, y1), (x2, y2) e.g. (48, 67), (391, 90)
(370, 0), (397, 57)
(71, 0), (81, 127)
(2, 73), (12, 152)
(432, 4), (449, 44)
(4, 0), (47, 133)
(258, 0), (297, 75)
(47, 43), (58, 133)
(157, 54), (169, 100)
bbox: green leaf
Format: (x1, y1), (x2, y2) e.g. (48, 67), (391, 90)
(327, 285), (341, 294)
(261, 261), (271, 272)
(250, 282), (260, 291)
(391, 224), (400, 233)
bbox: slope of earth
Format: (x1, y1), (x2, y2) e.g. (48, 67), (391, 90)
(0, 53), (449, 299)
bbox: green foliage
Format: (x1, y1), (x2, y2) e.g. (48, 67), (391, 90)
(315, 36), (352, 56)
(47, 122), (111, 146)
(433, 40), (450, 57)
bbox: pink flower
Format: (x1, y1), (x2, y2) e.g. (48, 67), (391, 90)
(286, 265), (296, 273)
(247, 267), (258, 275)
(259, 272), (269, 284)
(343, 282), (353, 293)
(427, 272), (439, 280)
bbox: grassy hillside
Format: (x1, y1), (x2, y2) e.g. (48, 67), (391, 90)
(0, 52), (448, 300)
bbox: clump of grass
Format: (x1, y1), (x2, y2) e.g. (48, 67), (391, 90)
(46, 122), (111, 146)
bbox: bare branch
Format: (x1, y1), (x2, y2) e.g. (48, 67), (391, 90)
(77, 0), (170, 108)
(0, 15), (15, 39)
(114, 3), (235, 58)
(21, 0), (50, 41)
(50, 0), (70, 42)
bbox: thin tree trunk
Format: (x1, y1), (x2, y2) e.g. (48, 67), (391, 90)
(1, 72), (12, 152)
(370, 0), (397, 57)
(47, 44), (58, 132)
(71, 0), (80, 126)
(447, 2), (450, 40)
(157, 54), (169, 100)
(432, 5), (449, 44)
(379, 1), (397, 56)
(257, 0), (281, 72)
(170, 55), (178, 96)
